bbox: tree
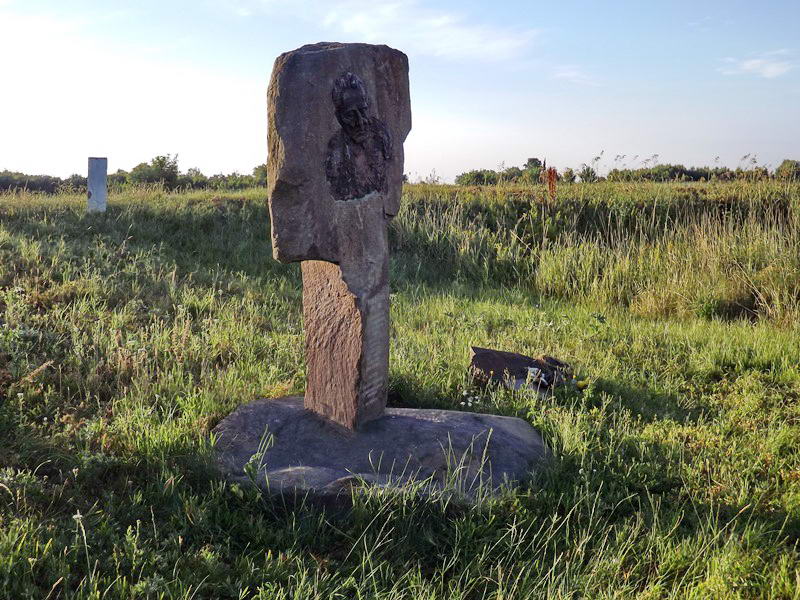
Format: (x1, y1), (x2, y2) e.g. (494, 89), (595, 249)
(520, 157), (543, 184)
(577, 164), (598, 183)
(177, 167), (208, 190)
(129, 163), (152, 185)
(130, 154), (180, 189)
(499, 166), (523, 183)
(776, 159), (800, 181)
(108, 169), (129, 187)
(252, 164), (268, 187)
(524, 157), (542, 170)
(561, 168), (576, 183)
(207, 172), (244, 190)
(63, 173), (87, 191)
(455, 169), (499, 186)
(0, 170), (61, 193)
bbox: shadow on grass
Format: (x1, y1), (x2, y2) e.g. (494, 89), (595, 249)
(588, 377), (713, 424)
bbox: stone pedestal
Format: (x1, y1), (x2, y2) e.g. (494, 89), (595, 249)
(213, 397), (549, 504)
(87, 157), (107, 213)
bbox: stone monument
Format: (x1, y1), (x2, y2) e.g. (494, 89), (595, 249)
(213, 43), (548, 503)
(267, 42), (410, 430)
(87, 157), (107, 213)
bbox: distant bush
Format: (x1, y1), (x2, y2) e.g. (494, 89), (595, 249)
(454, 169), (499, 186)
(108, 169), (130, 189)
(252, 164), (268, 187)
(455, 157), (549, 186)
(455, 158), (792, 186)
(62, 173), (88, 191)
(0, 156), (269, 194)
(577, 164), (598, 183)
(0, 170), (63, 193)
(177, 167), (209, 190)
(776, 159), (800, 181)
(129, 155), (180, 189)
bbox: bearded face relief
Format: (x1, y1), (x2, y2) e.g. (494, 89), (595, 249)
(325, 72), (393, 202)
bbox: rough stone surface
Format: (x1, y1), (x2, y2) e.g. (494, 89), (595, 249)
(267, 42), (411, 429)
(267, 42), (411, 261)
(87, 157), (107, 213)
(470, 346), (574, 391)
(213, 396), (548, 503)
(302, 259), (388, 428)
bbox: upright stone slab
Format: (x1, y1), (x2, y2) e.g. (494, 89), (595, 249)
(267, 43), (411, 430)
(213, 44), (548, 502)
(87, 157), (107, 213)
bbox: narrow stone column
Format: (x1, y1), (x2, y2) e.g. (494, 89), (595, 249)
(87, 157), (107, 213)
(301, 192), (391, 429)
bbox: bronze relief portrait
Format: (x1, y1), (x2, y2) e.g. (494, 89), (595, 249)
(325, 72), (393, 202)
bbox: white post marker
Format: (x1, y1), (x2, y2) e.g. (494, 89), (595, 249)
(87, 157), (108, 213)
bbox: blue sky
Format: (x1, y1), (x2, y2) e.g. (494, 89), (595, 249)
(1, 0), (798, 181)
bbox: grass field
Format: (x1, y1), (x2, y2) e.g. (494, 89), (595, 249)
(1, 181), (799, 598)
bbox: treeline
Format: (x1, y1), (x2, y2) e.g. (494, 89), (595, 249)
(0, 155), (268, 194)
(455, 158), (555, 186)
(5, 155), (800, 194)
(456, 157), (800, 185)
(0, 171), (83, 194)
(606, 161), (798, 182)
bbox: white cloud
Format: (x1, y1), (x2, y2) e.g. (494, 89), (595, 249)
(325, 1), (534, 61)
(243, 0), (536, 62)
(720, 50), (795, 79)
(687, 16), (712, 31)
(553, 65), (598, 86)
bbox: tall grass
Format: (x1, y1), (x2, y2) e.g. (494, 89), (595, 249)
(1, 182), (799, 598)
(395, 181), (800, 324)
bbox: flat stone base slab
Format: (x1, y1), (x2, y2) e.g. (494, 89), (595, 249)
(212, 396), (548, 503)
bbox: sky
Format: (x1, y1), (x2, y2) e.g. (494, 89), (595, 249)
(1, 0), (798, 182)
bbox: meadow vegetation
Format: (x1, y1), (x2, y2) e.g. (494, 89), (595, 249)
(1, 180), (799, 598)
(454, 155), (800, 186)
